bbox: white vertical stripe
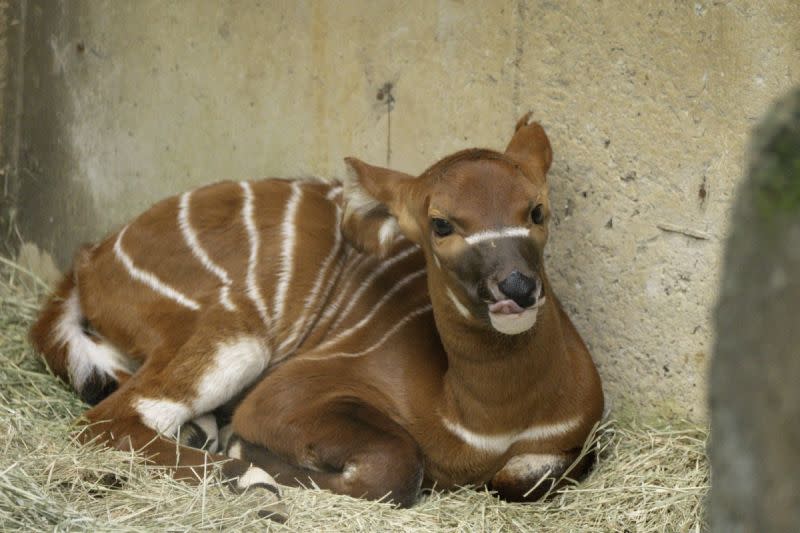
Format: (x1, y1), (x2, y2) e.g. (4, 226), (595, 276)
(464, 226), (530, 245)
(273, 181), (303, 328)
(240, 181), (271, 328)
(317, 268), (427, 351)
(178, 191), (236, 311)
(315, 252), (371, 327)
(114, 226), (200, 310)
(278, 205), (343, 355)
(331, 245), (420, 330)
(305, 304), (433, 360)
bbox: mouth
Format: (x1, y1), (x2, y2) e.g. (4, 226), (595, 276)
(486, 296), (545, 335)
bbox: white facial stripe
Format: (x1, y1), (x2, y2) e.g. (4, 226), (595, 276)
(464, 226), (530, 245)
(446, 287), (471, 319)
(273, 182), (303, 328)
(306, 304), (433, 360)
(319, 268), (427, 351)
(178, 191), (236, 311)
(240, 181), (271, 328)
(135, 397), (192, 436)
(55, 288), (138, 389)
(114, 226), (201, 311)
(279, 205), (343, 356)
(193, 336), (269, 414)
(442, 416), (582, 455)
(332, 245), (420, 330)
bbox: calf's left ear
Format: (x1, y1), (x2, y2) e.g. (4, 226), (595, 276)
(341, 157), (420, 257)
(504, 111), (553, 180)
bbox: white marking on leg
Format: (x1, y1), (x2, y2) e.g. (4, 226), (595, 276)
(237, 466), (280, 492)
(279, 205), (343, 355)
(114, 226), (201, 310)
(135, 398), (192, 436)
(273, 181), (303, 328)
(331, 245), (420, 330)
(441, 416), (582, 455)
(445, 286), (472, 319)
(318, 268), (426, 350)
(498, 453), (566, 479)
(464, 226), (530, 245)
(193, 336), (269, 414)
(189, 413), (219, 453)
(306, 304), (433, 360)
(240, 181), (271, 328)
(178, 191), (236, 311)
(54, 288), (138, 389)
(227, 440), (243, 460)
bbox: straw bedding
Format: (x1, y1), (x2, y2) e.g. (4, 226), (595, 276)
(0, 258), (708, 531)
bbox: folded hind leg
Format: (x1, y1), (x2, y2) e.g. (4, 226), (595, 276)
(82, 305), (285, 519)
(230, 393), (424, 507)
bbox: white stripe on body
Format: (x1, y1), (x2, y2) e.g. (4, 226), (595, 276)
(305, 304), (433, 361)
(178, 191), (236, 311)
(331, 244), (420, 330)
(317, 268), (427, 351)
(314, 252), (372, 328)
(445, 286), (472, 319)
(114, 226), (201, 311)
(272, 182), (303, 331)
(240, 181), (271, 329)
(441, 416), (582, 455)
(464, 226), (530, 245)
(55, 289), (138, 389)
(278, 205), (344, 356)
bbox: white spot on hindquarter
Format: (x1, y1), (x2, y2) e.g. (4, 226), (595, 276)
(442, 416), (582, 455)
(193, 336), (269, 414)
(178, 191), (236, 311)
(55, 289), (138, 389)
(135, 398), (192, 436)
(240, 181), (271, 328)
(331, 245), (421, 330)
(445, 286), (472, 319)
(273, 182), (303, 329)
(464, 226), (530, 245)
(237, 466), (280, 492)
(114, 226), (201, 310)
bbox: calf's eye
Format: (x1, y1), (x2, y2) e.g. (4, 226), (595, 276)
(432, 218), (454, 237)
(531, 204), (545, 225)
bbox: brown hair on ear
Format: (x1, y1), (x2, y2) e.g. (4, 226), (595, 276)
(504, 111), (553, 179)
(340, 158), (413, 257)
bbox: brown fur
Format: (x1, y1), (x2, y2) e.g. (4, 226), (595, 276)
(29, 115), (603, 510)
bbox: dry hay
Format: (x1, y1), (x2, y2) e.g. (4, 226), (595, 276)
(0, 257), (708, 531)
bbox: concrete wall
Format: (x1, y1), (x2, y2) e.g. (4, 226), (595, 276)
(8, 0), (800, 424)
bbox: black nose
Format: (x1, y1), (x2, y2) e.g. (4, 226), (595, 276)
(498, 271), (539, 308)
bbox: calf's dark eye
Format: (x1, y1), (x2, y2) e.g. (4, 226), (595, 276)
(531, 204), (545, 225)
(432, 218), (454, 237)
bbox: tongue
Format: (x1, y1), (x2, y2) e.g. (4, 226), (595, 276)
(489, 299), (525, 315)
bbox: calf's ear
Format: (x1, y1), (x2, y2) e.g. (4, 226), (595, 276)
(504, 111), (553, 180)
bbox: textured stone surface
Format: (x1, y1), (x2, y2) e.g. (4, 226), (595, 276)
(710, 88), (800, 533)
(8, 1), (800, 423)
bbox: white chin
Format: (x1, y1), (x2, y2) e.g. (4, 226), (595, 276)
(489, 308), (538, 335)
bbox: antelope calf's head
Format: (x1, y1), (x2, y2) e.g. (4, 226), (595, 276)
(343, 113), (554, 336)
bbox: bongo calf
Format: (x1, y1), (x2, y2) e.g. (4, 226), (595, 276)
(30, 114), (603, 516)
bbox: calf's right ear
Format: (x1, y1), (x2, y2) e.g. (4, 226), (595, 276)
(341, 157), (421, 257)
